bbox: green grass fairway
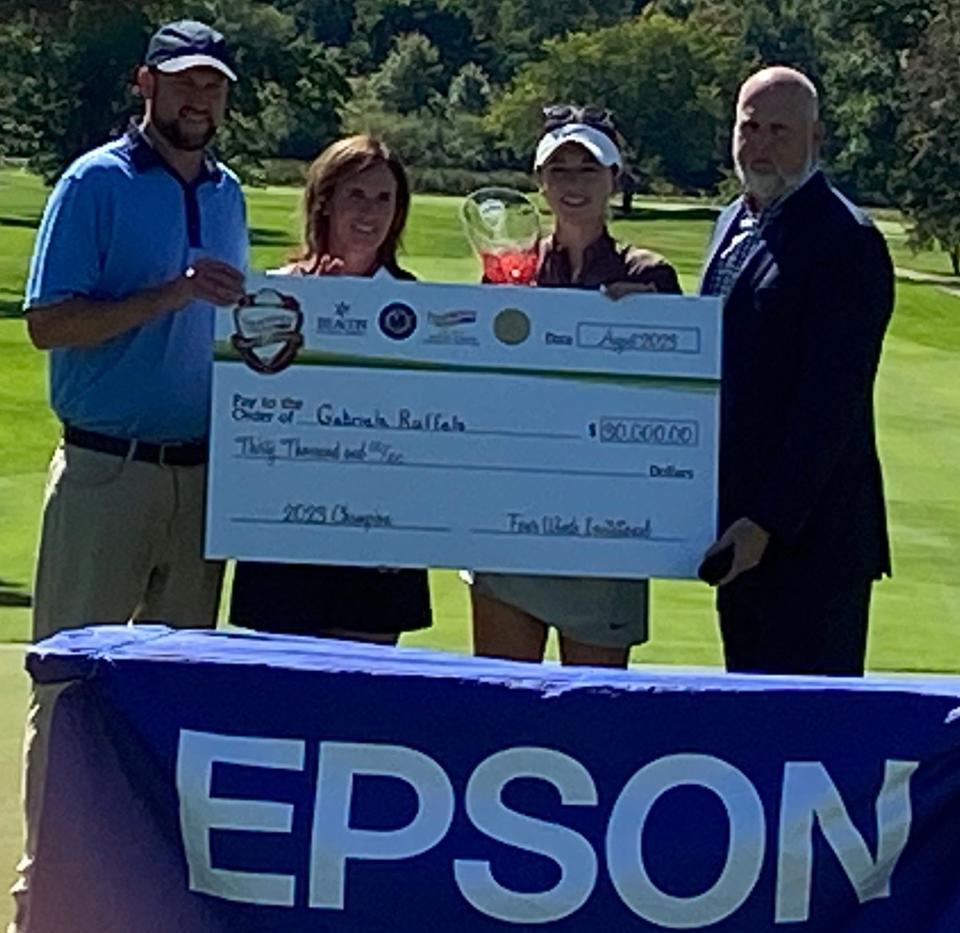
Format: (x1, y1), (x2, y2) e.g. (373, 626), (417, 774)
(1, 165), (959, 924)
(2, 167), (959, 669)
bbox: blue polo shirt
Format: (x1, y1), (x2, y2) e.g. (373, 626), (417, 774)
(25, 127), (248, 442)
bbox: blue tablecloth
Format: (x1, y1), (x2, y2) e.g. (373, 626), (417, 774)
(25, 625), (960, 932)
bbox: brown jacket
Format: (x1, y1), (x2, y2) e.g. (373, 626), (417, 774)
(536, 231), (681, 294)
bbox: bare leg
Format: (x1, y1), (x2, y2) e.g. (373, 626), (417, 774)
(471, 591), (548, 662)
(559, 635), (629, 669)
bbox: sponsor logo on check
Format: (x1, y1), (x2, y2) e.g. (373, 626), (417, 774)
(428, 310), (478, 328)
(317, 300), (368, 337)
(231, 288), (304, 374)
(379, 302), (418, 341)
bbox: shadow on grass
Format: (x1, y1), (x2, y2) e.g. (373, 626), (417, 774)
(250, 227), (297, 247)
(0, 579), (30, 610)
(0, 299), (24, 318)
(0, 214), (40, 230)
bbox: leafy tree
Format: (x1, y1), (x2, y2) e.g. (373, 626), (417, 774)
(0, 0), (944, 200)
(448, 62), (491, 114)
(353, 0), (475, 76)
(344, 68), (512, 173)
(369, 32), (445, 113)
(0, 15), (53, 160)
(0, 0), (347, 179)
(893, 0), (960, 274)
(490, 12), (738, 191)
(455, 0), (644, 80)
(275, 0), (356, 47)
(194, 0), (347, 164)
(654, 0), (934, 202)
(2, 1), (152, 180)
(793, 0), (928, 202)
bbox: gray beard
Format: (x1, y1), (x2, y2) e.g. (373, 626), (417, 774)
(735, 158), (815, 206)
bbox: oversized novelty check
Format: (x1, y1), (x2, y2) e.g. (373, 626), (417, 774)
(206, 273), (721, 578)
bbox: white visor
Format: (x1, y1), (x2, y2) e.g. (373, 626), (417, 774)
(534, 123), (622, 170)
(155, 54), (237, 82)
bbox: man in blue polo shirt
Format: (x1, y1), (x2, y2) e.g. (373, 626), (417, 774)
(24, 20), (247, 641)
(13, 22), (249, 932)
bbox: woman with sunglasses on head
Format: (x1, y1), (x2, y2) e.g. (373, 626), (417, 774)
(468, 106), (681, 669)
(229, 134), (432, 644)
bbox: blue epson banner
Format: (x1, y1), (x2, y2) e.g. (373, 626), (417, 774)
(25, 626), (960, 932)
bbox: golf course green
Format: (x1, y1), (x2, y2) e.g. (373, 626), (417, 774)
(0, 163), (958, 918)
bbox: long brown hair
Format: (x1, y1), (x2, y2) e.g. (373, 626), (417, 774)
(299, 135), (410, 273)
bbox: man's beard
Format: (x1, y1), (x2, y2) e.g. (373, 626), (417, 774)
(152, 113), (216, 152)
(735, 156), (815, 205)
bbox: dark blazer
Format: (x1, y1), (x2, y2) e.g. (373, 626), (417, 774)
(701, 171), (893, 606)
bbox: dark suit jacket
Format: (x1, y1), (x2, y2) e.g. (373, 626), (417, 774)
(701, 171), (893, 607)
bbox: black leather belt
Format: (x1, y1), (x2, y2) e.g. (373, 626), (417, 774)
(64, 425), (208, 467)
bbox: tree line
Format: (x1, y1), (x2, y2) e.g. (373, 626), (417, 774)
(1, 0), (958, 269)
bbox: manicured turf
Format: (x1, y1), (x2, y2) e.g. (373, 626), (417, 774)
(1, 164), (959, 922)
(2, 167), (959, 668)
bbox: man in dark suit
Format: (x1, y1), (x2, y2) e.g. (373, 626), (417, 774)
(700, 66), (894, 676)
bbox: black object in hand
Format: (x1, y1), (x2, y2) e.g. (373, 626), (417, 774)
(697, 545), (735, 585)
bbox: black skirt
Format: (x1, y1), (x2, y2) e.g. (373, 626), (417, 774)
(230, 561), (432, 635)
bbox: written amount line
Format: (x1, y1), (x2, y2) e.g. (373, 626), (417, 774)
(232, 453), (649, 481)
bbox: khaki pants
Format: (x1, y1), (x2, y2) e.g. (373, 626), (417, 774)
(11, 442), (223, 931)
(33, 442), (223, 639)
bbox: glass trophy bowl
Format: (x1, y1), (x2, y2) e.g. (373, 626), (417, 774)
(461, 187), (541, 285)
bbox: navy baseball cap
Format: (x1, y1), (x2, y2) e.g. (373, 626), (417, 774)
(145, 20), (237, 82)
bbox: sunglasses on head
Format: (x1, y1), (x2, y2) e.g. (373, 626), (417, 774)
(542, 103), (615, 132)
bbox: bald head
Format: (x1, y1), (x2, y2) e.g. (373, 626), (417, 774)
(738, 66), (819, 122)
(733, 66), (823, 208)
